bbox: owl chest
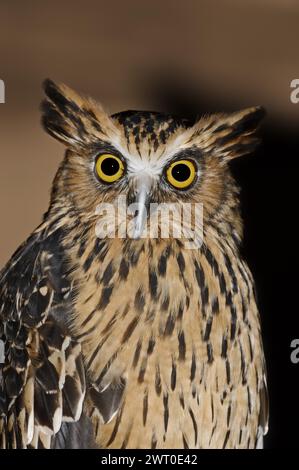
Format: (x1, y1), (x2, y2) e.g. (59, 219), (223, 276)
(74, 243), (203, 380)
(72, 240), (259, 448)
(73, 239), (243, 391)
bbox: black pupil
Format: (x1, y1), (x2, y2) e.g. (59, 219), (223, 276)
(172, 163), (191, 182)
(101, 157), (120, 176)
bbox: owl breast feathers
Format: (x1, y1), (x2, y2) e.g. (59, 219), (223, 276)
(0, 79), (268, 449)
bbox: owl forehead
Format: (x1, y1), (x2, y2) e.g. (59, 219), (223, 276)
(110, 110), (195, 175)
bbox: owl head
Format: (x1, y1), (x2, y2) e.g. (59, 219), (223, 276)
(42, 80), (264, 245)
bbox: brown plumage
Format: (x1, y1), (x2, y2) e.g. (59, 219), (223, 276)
(0, 79), (268, 448)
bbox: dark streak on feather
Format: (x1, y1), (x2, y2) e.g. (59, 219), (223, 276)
(182, 434), (189, 449)
(211, 297), (219, 315)
(155, 365), (162, 396)
(190, 351), (196, 381)
(178, 331), (186, 361)
(171, 361), (177, 391)
(227, 403), (232, 426)
(138, 358), (147, 383)
(143, 390), (148, 426)
(134, 288), (145, 313)
(226, 359), (231, 384)
(177, 252), (185, 273)
(119, 258), (129, 280)
(132, 339), (142, 368)
(163, 394), (169, 433)
(223, 430), (230, 449)
(151, 433), (157, 449)
(121, 316), (139, 344)
(102, 262), (114, 286)
(194, 260), (205, 288)
(207, 342), (214, 363)
(247, 386), (252, 414)
(230, 305), (237, 341)
(221, 335), (228, 359)
(179, 393), (185, 409)
(149, 269), (158, 300)
(164, 313), (176, 336)
(98, 286), (113, 310)
(189, 407), (198, 445)
(147, 336), (155, 355)
(203, 316), (213, 341)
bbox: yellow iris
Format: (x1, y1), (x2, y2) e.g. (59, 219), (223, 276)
(166, 159), (196, 189)
(95, 154), (124, 183)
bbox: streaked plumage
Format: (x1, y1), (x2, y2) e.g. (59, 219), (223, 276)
(0, 80), (268, 448)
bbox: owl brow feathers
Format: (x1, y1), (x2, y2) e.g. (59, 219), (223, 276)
(41, 79), (119, 148)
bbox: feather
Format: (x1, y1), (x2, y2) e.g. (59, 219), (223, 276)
(89, 377), (126, 425)
(0, 226), (86, 448)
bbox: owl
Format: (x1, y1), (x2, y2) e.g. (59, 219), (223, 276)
(0, 80), (268, 449)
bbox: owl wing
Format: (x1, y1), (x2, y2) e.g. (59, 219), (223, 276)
(0, 226), (86, 448)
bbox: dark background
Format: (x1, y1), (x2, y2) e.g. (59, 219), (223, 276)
(0, 0), (299, 448)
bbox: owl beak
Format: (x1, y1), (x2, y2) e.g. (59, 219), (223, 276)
(131, 174), (152, 239)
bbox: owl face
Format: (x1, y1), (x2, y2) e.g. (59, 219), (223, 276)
(42, 80), (264, 241)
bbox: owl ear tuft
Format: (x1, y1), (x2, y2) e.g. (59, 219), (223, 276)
(41, 79), (87, 147)
(206, 106), (266, 162)
(41, 79), (116, 148)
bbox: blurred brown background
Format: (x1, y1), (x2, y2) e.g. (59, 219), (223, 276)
(0, 0), (298, 267)
(1, 1), (299, 449)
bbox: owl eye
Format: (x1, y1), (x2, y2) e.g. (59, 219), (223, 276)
(95, 154), (125, 183)
(166, 159), (197, 189)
